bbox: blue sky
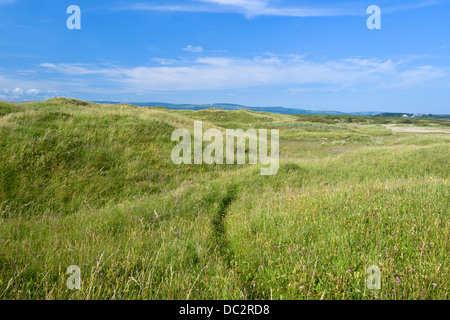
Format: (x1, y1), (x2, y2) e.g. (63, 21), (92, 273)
(0, 0), (449, 113)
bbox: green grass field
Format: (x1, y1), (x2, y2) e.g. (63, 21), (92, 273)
(0, 98), (448, 300)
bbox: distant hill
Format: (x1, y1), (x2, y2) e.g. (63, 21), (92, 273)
(92, 101), (381, 116)
(374, 112), (450, 120)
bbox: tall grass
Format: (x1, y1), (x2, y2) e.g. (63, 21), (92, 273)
(0, 98), (448, 299)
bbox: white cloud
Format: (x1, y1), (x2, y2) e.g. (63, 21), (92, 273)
(119, 0), (358, 17)
(200, 0), (353, 17)
(183, 45), (204, 53)
(152, 58), (178, 65)
(201, 0), (268, 11)
(37, 55), (448, 93)
(383, 0), (442, 13)
(13, 87), (23, 95)
(39, 63), (122, 76)
(118, 0), (440, 18)
(1, 54), (446, 99)
(395, 66), (447, 87)
(26, 88), (40, 95)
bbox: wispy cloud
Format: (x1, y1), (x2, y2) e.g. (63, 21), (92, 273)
(39, 63), (123, 77)
(12, 87), (23, 95)
(1, 53), (447, 104)
(201, 0), (358, 17)
(183, 45), (204, 53)
(118, 0), (359, 18)
(382, 0), (442, 13)
(31, 54), (447, 93)
(117, 0), (441, 18)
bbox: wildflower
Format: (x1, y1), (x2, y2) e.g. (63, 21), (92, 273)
(433, 283), (437, 287)
(422, 291), (426, 295)
(396, 277), (401, 283)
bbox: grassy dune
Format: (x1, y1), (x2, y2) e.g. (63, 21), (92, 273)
(0, 98), (448, 299)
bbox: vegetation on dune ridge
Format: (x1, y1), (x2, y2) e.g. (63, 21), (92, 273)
(0, 98), (448, 300)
